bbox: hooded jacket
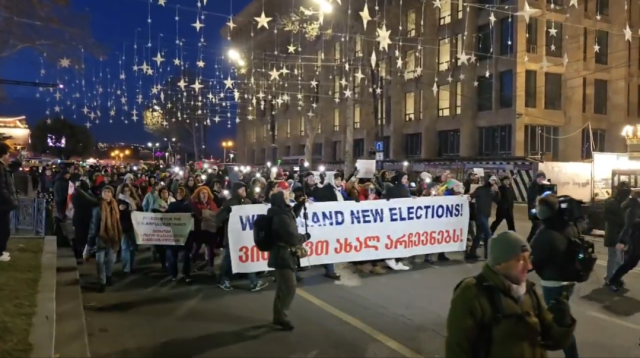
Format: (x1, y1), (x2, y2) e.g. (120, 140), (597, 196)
(530, 215), (580, 282)
(471, 182), (500, 218)
(216, 182), (251, 246)
(446, 264), (575, 358)
(267, 191), (307, 271)
(619, 197), (640, 255)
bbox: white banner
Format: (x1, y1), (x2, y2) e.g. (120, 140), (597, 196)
(131, 212), (194, 245)
(228, 196), (469, 273)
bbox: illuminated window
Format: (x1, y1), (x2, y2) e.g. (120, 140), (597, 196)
(334, 42), (341, 63)
(405, 92), (415, 121)
(300, 117), (305, 136)
(406, 9), (416, 37)
(457, 0), (464, 19)
(273, 122), (278, 139)
(286, 118), (291, 138)
(354, 105), (361, 129)
(456, 34), (464, 66)
(406, 50), (416, 74)
(334, 76), (340, 99)
(317, 121), (322, 134)
(455, 82), (462, 114)
(438, 84), (450, 117)
(440, 0), (451, 25)
(263, 123), (268, 140)
(333, 109), (340, 131)
(438, 38), (451, 71)
(355, 36), (362, 57)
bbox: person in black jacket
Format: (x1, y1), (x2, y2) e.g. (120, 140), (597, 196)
(268, 189), (309, 331)
(0, 142), (17, 262)
(603, 182), (630, 284)
(116, 183), (140, 274)
(467, 176), (500, 260)
(71, 180), (95, 262)
(165, 186), (194, 281)
(529, 193), (580, 358)
(490, 176), (516, 233)
(608, 190), (640, 292)
(53, 169), (71, 220)
(526, 171), (547, 242)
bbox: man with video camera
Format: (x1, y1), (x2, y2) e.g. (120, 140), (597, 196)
(530, 193), (587, 358)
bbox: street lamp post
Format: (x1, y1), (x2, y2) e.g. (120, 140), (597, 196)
(147, 142), (160, 162)
(222, 141), (233, 163)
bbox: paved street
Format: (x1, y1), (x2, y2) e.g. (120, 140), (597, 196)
(79, 206), (640, 358)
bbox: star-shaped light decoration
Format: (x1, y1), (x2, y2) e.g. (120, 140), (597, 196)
(376, 24), (392, 51)
(158, 0), (166, 5)
(153, 52), (165, 66)
(192, 18), (204, 32)
(569, 0), (578, 7)
(624, 23), (633, 42)
(58, 57), (71, 68)
(287, 44), (297, 53)
(547, 25), (558, 37)
(177, 78), (188, 90)
(227, 17), (236, 31)
(489, 12), (496, 26)
(268, 68), (280, 81)
(224, 76), (234, 89)
(310, 78), (318, 88)
(359, 2), (371, 31)
(516, 1), (540, 24)
(254, 11), (272, 30)
(196, 60), (205, 68)
(344, 88), (352, 98)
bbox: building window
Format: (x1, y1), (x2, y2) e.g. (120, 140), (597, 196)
(251, 126), (257, 142)
(594, 78), (608, 115)
(333, 109), (339, 131)
(406, 9), (417, 36)
(478, 125), (512, 156)
(477, 76), (493, 112)
(299, 117), (305, 136)
(455, 82), (462, 114)
(455, 34), (463, 66)
(583, 78), (587, 113)
(596, 0), (609, 15)
(405, 50), (416, 74)
(317, 120), (322, 134)
(405, 133), (422, 158)
(546, 0), (563, 5)
(355, 36), (362, 57)
(286, 118), (291, 138)
(313, 143), (323, 157)
(500, 17), (514, 55)
(476, 24), (492, 61)
(544, 72), (562, 110)
(263, 123), (268, 141)
(284, 145), (291, 157)
(524, 125), (560, 160)
(333, 76), (340, 99)
(438, 129), (460, 157)
(354, 104), (361, 128)
(439, 0), (451, 25)
(499, 70), (513, 108)
(525, 70), (537, 108)
(457, 0), (464, 19)
(582, 128), (606, 159)
(545, 20), (563, 58)
(299, 144), (305, 155)
(353, 138), (365, 158)
(438, 38), (451, 71)
(334, 42), (341, 63)
(418, 90), (423, 120)
(526, 18), (538, 54)
(595, 30), (609, 65)
(332, 141), (342, 161)
(405, 92), (415, 121)
(438, 84), (450, 117)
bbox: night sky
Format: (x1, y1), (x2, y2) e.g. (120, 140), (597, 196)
(0, 0), (252, 157)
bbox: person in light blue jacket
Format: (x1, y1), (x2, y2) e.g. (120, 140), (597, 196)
(142, 182), (160, 212)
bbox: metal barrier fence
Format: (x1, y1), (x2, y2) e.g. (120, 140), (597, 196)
(9, 197), (47, 236)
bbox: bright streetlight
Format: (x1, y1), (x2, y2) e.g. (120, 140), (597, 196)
(228, 49), (240, 60)
(222, 140), (234, 163)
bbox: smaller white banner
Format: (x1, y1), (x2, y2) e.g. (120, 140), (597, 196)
(131, 212), (194, 245)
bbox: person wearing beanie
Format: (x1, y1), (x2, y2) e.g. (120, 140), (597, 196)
(216, 180), (268, 292)
(447, 231), (576, 358)
(83, 185), (122, 293)
(467, 175), (500, 261)
(529, 193), (580, 358)
(383, 171), (410, 200)
(607, 189), (640, 293)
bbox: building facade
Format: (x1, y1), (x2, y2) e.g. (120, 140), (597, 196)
(229, 0), (631, 165)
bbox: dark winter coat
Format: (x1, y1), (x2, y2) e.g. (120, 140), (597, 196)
(530, 216), (581, 282)
(497, 184), (515, 212)
(311, 183), (338, 202)
(472, 183), (500, 218)
(215, 190), (251, 247)
(0, 161), (18, 212)
(117, 198), (135, 233)
(619, 198), (640, 255)
(604, 196), (627, 247)
(384, 183), (411, 199)
(267, 191), (307, 271)
(446, 264), (575, 358)
(71, 183), (97, 230)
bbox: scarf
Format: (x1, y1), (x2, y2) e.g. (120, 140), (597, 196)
(99, 199), (122, 250)
(118, 193), (137, 211)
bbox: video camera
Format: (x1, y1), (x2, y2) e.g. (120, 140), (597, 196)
(556, 195), (586, 224)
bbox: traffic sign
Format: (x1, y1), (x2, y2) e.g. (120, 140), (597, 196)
(374, 141), (384, 152)
(375, 152), (384, 160)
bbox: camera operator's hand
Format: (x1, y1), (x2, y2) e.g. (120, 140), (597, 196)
(546, 295), (574, 328)
(303, 232), (311, 242)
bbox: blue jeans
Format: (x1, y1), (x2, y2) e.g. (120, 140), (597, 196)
(542, 284), (579, 358)
(220, 245), (258, 285)
(606, 247), (622, 281)
(96, 248), (116, 285)
(166, 240), (192, 279)
(324, 264), (336, 275)
(471, 215), (492, 257)
(120, 232), (137, 273)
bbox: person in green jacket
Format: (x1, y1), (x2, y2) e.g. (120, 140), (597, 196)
(446, 231), (576, 358)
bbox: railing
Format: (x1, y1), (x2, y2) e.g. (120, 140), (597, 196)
(10, 197), (47, 236)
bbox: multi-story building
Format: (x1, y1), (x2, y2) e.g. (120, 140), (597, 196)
(228, 0), (631, 165)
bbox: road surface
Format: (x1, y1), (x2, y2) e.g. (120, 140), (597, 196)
(78, 206), (640, 358)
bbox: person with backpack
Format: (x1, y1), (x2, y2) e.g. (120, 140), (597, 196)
(446, 231), (576, 358)
(217, 181), (268, 291)
(266, 184), (310, 331)
(530, 193), (583, 358)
